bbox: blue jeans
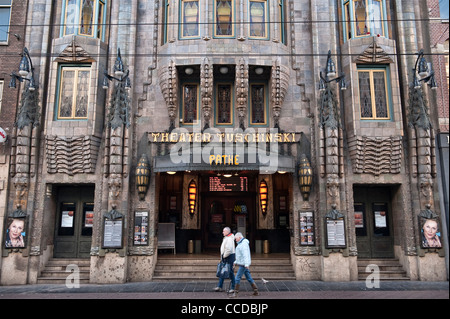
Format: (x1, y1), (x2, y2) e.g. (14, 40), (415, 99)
(218, 254), (235, 289)
(235, 265), (255, 285)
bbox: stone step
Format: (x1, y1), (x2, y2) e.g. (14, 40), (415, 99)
(357, 258), (409, 281)
(37, 258), (91, 284)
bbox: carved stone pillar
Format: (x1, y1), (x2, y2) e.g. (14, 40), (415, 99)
(235, 58), (248, 130)
(201, 58), (213, 130)
(158, 60), (178, 131)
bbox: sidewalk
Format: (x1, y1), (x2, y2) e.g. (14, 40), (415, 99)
(0, 280), (448, 299)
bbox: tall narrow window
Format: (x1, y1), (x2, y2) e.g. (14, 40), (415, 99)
(250, 84), (267, 125)
(180, 0), (199, 38)
(344, 1), (352, 40)
(162, 0), (169, 44)
(57, 67), (91, 120)
(354, 0), (368, 36)
(358, 68), (390, 120)
(62, 0), (107, 40)
(0, 0), (12, 43)
(216, 84), (233, 125)
(278, 0), (287, 45)
(215, 0), (234, 37)
(249, 0), (268, 39)
(182, 84), (199, 124)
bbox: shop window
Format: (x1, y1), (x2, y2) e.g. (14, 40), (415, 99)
(215, 83), (234, 126)
(214, 0), (234, 38)
(342, 0), (388, 41)
(249, 83), (268, 126)
(0, 0), (12, 43)
(62, 0), (106, 40)
(56, 66), (91, 120)
(181, 83), (199, 125)
(249, 0), (269, 40)
(180, 0), (200, 39)
(357, 67), (391, 120)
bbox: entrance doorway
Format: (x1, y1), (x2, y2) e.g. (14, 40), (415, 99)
(202, 194), (255, 251)
(54, 186), (95, 258)
(354, 186), (394, 258)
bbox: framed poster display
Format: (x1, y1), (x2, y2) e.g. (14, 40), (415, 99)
(134, 211), (149, 246)
(299, 211), (315, 246)
(103, 218), (123, 249)
(325, 218), (346, 249)
(419, 216), (442, 248)
(4, 216), (27, 249)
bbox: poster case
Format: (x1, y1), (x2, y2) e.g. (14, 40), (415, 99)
(419, 216), (443, 249)
(325, 218), (346, 249)
(134, 211), (149, 246)
(4, 216), (28, 249)
(103, 218), (123, 249)
(299, 211), (315, 246)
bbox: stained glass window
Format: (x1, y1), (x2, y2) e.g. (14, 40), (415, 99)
(358, 69), (390, 120)
(342, 0), (387, 40)
(181, 0), (199, 38)
(250, 84), (266, 125)
(62, 0), (106, 40)
(249, 0), (268, 39)
(58, 67), (91, 119)
(215, 0), (234, 37)
(216, 84), (233, 125)
(182, 84), (199, 124)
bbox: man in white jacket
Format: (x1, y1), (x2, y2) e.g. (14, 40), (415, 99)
(214, 227), (236, 292)
(231, 232), (259, 297)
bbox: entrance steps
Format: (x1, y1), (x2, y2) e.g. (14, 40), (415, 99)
(357, 259), (410, 281)
(153, 253), (296, 281)
(37, 258), (90, 285)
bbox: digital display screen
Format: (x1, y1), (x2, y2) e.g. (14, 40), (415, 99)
(209, 176), (248, 192)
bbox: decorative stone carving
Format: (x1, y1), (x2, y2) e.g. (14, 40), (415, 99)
(46, 135), (101, 174)
(355, 39), (394, 64)
(271, 59), (290, 129)
(201, 58), (213, 130)
(55, 39), (95, 63)
(158, 60), (178, 131)
(235, 58), (248, 130)
(351, 136), (402, 175)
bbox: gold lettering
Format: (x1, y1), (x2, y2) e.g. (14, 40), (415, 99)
(161, 133), (169, 142)
(226, 134), (234, 143)
(235, 133), (243, 143)
(291, 133), (296, 142)
(194, 133), (202, 143)
(202, 133), (211, 143)
(266, 133), (273, 142)
(283, 133), (290, 142)
(151, 133), (160, 142)
(179, 133), (186, 142)
(234, 155), (239, 165)
(276, 133), (282, 142)
(169, 133), (178, 142)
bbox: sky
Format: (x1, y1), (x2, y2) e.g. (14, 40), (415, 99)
(440, 0), (449, 19)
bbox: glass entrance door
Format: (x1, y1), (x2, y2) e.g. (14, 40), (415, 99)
(54, 186), (94, 258)
(354, 187), (394, 258)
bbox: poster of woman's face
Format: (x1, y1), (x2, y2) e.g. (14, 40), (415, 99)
(420, 217), (442, 248)
(4, 218), (26, 248)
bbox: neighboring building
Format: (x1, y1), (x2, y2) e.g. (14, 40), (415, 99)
(427, 0), (449, 277)
(0, 0), (447, 285)
(0, 0), (28, 279)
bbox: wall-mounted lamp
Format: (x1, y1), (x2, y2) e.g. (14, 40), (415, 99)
(188, 180), (197, 216)
(9, 47), (37, 91)
(412, 49), (438, 90)
(185, 67), (194, 75)
(319, 50), (347, 91)
(259, 179), (268, 215)
(136, 154), (150, 201)
(102, 48), (131, 90)
(298, 154), (313, 201)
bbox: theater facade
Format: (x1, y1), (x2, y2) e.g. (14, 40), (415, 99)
(0, 0), (448, 285)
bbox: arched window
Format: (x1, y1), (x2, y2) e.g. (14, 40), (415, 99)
(62, 0), (106, 40)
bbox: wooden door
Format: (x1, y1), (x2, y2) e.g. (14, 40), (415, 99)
(354, 187), (394, 258)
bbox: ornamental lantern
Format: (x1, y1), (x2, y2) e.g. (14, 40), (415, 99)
(298, 154), (313, 201)
(188, 180), (197, 216)
(259, 179), (268, 215)
(136, 154), (150, 200)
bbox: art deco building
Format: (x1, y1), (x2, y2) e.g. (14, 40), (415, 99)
(0, 0), (447, 285)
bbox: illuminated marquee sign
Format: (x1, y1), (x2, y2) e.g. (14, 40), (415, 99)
(148, 132), (299, 144)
